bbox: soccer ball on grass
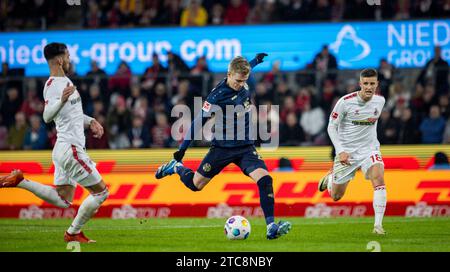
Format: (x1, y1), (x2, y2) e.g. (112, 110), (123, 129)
(224, 215), (251, 240)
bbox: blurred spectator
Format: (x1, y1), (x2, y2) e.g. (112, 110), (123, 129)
(280, 112), (304, 146)
(7, 112), (27, 150)
(309, 0), (332, 21)
(281, 0), (310, 22)
(151, 112), (171, 147)
(20, 85), (44, 119)
(443, 118), (450, 144)
(180, 0), (208, 27)
(109, 61), (132, 97)
(133, 96), (155, 128)
(224, 0), (249, 24)
(23, 115), (47, 150)
(106, 0), (122, 27)
(295, 87), (312, 112)
(0, 62), (10, 90)
(128, 115), (151, 148)
(127, 84), (143, 109)
(273, 79), (293, 107)
(86, 60), (108, 97)
(248, 0), (279, 24)
(378, 59), (395, 98)
(107, 95), (132, 149)
(152, 82), (172, 114)
(274, 157), (294, 172)
(254, 82), (272, 106)
(92, 100), (106, 118)
(300, 100), (325, 143)
(141, 53), (167, 92)
(168, 50), (190, 72)
(429, 152), (450, 170)
(417, 46), (449, 96)
(386, 81), (410, 119)
(0, 115), (8, 150)
(84, 1), (103, 28)
(208, 3), (224, 25)
(331, 0), (345, 21)
(411, 0), (436, 18)
(438, 94), (450, 120)
(87, 114), (109, 149)
(344, 0), (375, 20)
(119, 0), (144, 25)
(395, 0), (411, 20)
(85, 84), (103, 116)
(312, 45), (338, 87)
(397, 107), (420, 144)
(419, 105), (446, 144)
(280, 95), (298, 123)
(172, 79), (193, 108)
(155, 0), (181, 25)
(190, 56), (211, 91)
(319, 79), (339, 115)
(1, 87), (22, 128)
(377, 109), (399, 144)
(262, 60), (284, 91)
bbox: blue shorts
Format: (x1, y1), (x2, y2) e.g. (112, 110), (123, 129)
(197, 145), (268, 178)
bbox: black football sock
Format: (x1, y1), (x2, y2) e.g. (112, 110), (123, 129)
(176, 165), (199, 192)
(257, 175), (275, 225)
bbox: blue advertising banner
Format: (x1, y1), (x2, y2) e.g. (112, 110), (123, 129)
(0, 19), (449, 76)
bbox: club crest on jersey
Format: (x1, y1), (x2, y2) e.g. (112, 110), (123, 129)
(374, 108), (378, 116)
(355, 109), (359, 115)
(202, 163), (211, 172)
(202, 101), (211, 112)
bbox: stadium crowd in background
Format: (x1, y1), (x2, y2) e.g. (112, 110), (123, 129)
(0, 0), (449, 150)
(1, 0), (450, 31)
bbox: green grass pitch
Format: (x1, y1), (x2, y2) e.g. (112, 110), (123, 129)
(0, 217), (449, 252)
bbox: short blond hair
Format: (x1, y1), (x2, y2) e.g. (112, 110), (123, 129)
(228, 56), (251, 75)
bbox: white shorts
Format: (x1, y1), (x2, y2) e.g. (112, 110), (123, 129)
(52, 142), (102, 187)
(331, 150), (384, 185)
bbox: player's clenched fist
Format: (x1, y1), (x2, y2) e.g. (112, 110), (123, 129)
(90, 119), (104, 139)
(255, 53), (268, 64)
(61, 83), (76, 103)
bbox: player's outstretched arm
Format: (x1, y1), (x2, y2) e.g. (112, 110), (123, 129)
(175, 111), (205, 161)
(249, 53), (268, 69)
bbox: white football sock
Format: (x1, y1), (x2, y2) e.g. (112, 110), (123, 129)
(373, 185), (387, 226)
(17, 179), (71, 208)
(67, 188), (109, 234)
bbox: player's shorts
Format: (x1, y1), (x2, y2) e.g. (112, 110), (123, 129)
(332, 150), (384, 185)
(52, 142), (102, 187)
(196, 145), (267, 179)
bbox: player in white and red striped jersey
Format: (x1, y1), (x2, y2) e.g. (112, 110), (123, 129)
(0, 43), (109, 243)
(318, 68), (387, 235)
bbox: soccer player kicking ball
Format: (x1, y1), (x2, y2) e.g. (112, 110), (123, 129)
(156, 53), (292, 239)
(0, 43), (109, 243)
(318, 68), (387, 235)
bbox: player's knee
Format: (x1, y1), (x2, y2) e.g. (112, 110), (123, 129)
(257, 175), (274, 193)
